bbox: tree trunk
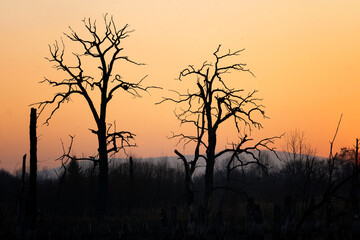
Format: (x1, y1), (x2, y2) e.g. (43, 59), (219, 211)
(205, 127), (216, 209)
(29, 108), (37, 230)
(174, 150), (195, 233)
(184, 167), (195, 231)
(129, 156), (134, 190)
(218, 163), (232, 213)
(204, 160), (214, 209)
(350, 138), (359, 217)
(17, 154), (26, 223)
(21, 154), (27, 192)
(97, 126), (108, 220)
(128, 156), (134, 209)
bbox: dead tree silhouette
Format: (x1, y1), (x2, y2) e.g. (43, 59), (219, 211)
(28, 108), (37, 231)
(158, 45), (281, 222)
(32, 15), (158, 219)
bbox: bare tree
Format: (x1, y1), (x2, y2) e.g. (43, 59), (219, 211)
(283, 130), (316, 162)
(33, 15), (157, 218)
(159, 45), (280, 213)
(280, 130), (326, 222)
(281, 130), (319, 183)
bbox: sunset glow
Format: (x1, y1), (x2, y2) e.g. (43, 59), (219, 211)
(1, 0), (360, 172)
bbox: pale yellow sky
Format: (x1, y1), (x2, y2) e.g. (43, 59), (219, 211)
(1, 0), (360, 171)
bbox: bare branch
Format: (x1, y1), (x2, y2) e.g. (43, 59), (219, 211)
(329, 114), (343, 159)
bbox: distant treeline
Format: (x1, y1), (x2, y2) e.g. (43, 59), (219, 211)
(1, 148), (360, 239)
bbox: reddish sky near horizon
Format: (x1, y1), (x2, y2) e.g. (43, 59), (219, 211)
(1, 1), (360, 172)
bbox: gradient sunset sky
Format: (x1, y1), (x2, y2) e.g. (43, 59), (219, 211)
(1, 0), (360, 172)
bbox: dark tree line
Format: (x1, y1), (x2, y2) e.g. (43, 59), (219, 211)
(1, 146), (360, 239)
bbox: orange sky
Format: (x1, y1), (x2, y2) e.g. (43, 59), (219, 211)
(1, 1), (360, 172)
